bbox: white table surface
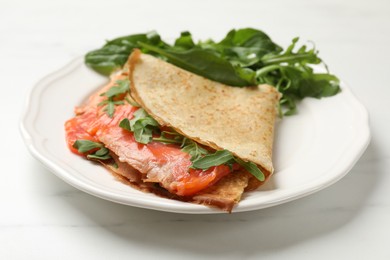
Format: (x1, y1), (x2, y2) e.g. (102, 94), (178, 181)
(2, 0), (389, 259)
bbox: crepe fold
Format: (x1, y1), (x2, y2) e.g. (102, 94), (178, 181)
(128, 49), (281, 185)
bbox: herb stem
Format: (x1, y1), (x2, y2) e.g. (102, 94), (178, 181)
(261, 53), (315, 65)
(255, 65), (281, 78)
(152, 137), (182, 144)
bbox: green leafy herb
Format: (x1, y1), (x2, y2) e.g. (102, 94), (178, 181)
(86, 147), (112, 160)
(119, 108), (160, 144)
(189, 149), (265, 181)
(85, 32), (168, 76)
(152, 130), (209, 161)
(256, 38), (340, 115)
(73, 140), (102, 153)
(85, 28), (340, 114)
(152, 131), (182, 144)
(102, 79), (129, 98)
(98, 79), (129, 117)
(73, 140), (112, 161)
(138, 42), (251, 86)
(191, 149), (234, 170)
(125, 97), (140, 107)
(174, 31), (196, 50)
(200, 28), (282, 67)
(234, 157), (265, 181)
(181, 138), (209, 161)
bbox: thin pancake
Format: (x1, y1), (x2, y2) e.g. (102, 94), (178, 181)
(128, 49), (280, 182)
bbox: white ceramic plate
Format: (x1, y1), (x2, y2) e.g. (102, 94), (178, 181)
(20, 57), (370, 214)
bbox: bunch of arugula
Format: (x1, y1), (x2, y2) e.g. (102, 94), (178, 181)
(85, 28), (340, 115)
(82, 28), (341, 182)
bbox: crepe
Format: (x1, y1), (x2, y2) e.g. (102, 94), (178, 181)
(128, 49), (280, 186)
(65, 49), (281, 212)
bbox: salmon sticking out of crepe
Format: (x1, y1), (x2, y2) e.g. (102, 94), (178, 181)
(65, 49), (280, 212)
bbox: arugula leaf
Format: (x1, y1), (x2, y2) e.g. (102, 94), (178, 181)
(138, 42), (252, 86)
(73, 140), (102, 153)
(85, 32), (168, 76)
(189, 148), (265, 181)
(87, 147), (112, 160)
(234, 157), (265, 181)
(118, 117), (132, 131)
(73, 140), (112, 161)
(174, 31), (195, 50)
(105, 100), (116, 118)
(98, 79), (129, 117)
(191, 150), (234, 170)
(181, 138), (209, 161)
(152, 130), (209, 160)
(207, 28), (283, 66)
(125, 96), (140, 107)
(152, 131), (183, 144)
(101, 79), (130, 98)
(219, 28), (282, 51)
(119, 108), (160, 144)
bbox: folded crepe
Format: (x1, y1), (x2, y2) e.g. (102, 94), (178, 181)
(127, 50), (280, 206)
(65, 49), (280, 212)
